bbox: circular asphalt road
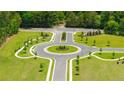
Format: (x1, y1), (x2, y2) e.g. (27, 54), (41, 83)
(23, 28), (124, 81)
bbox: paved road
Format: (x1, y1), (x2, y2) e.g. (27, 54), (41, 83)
(35, 30), (98, 81)
(24, 28), (124, 81)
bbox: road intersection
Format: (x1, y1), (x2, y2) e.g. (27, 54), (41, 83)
(18, 28), (124, 81)
(32, 28), (124, 81)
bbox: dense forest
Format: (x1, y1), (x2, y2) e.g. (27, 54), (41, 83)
(0, 12), (21, 46)
(17, 11), (124, 36)
(1, 11), (124, 46)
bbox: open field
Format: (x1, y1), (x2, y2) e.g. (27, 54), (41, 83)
(72, 56), (124, 80)
(0, 31), (52, 80)
(74, 32), (124, 48)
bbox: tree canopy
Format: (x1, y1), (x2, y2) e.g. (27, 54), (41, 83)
(1, 11), (124, 46)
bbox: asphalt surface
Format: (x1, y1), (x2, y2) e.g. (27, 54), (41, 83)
(25, 28), (124, 81)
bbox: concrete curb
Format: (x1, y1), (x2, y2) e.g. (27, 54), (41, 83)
(44, 44), (81, 55)
(15, 32), (55, 81)
(69, 51), (124, 81)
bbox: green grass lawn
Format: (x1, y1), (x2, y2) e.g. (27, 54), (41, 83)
(94, 52), (124, 59)
(47, 45), (78, 53)
(0, 31), (52, 80)
(72, 56), (124, 80)
(74, 32), (124, 48)
(18, 32), (52, 57)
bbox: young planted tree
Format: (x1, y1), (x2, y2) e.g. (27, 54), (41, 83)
(61, 32), (66, 41)
(34, 51), (37, 59)
(99, 48), (103, 55)
(76, 55), (80, 65)
(24, 41), (28, 47)
(39, 63), (44, 72)
(88, 51), (92, 59)
(98, 30), (101, 35)
(112, 51), (115, 59)
(41, 32), (44, 37)
(93, 40), (96, 46)
(96, 31), (98, 35)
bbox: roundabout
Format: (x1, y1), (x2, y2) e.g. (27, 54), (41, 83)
(15, 28), (124, 81)
(44, 44), (81, 55)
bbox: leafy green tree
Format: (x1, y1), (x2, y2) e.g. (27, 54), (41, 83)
(104, 20), (119, 34)
(100, 12), (111, 29)
(21, 12), (32, 28)
(65, 12), (79, 27)
(94, 15), (101, 29)
(93, 40), (96, 46)
(0, 12), (21, 46)
(119, 18), (124, 35)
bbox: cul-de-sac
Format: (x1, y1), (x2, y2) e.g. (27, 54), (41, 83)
(1, 11), (124, 81)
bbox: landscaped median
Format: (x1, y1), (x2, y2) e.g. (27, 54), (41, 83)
(45, 45), (81, 55)
(61, 32), (67, 43)
(0, 31), (54, 80)
(68, 51), (124, 81)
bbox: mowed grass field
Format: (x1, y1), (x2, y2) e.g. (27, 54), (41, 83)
(74, 32), (124, 48)
(0, 31), (52, 80)
(18, 32), (52, 57)
(94, 52), (124, 59)
(72, 56), (124, 80)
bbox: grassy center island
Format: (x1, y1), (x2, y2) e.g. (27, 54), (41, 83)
(47, 45), (79, 54)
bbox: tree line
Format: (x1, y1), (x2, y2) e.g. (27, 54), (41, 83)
(20, 11), (124, 35)
(1, 11), (124, 46)
(0, 12), (21, 46)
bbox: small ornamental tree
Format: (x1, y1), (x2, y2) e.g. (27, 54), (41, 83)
(96, 31), (98, 35)
(39, 63), (44, 72)
(40, 63), (43, 68)
(34, 51), (37, 59)
(36, 37), (39, 43)
(45, 33), (49, 37)
(76, 55), (80, 65)
(112, 51), (115, 59)
(41, 32), (44, 37)
(75, 66), (79, 72)
(98, 30), (101, 35)
(62, 32), (66, 41)
(89, 31), (92, 36)
(86, 32), (89, 36)
(30, 38), (33, 44)
(88, 51), (92, 59)
(93, 40), (96, 46)
(77, 55), (80, 60)
(99, 48), (102, 55)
